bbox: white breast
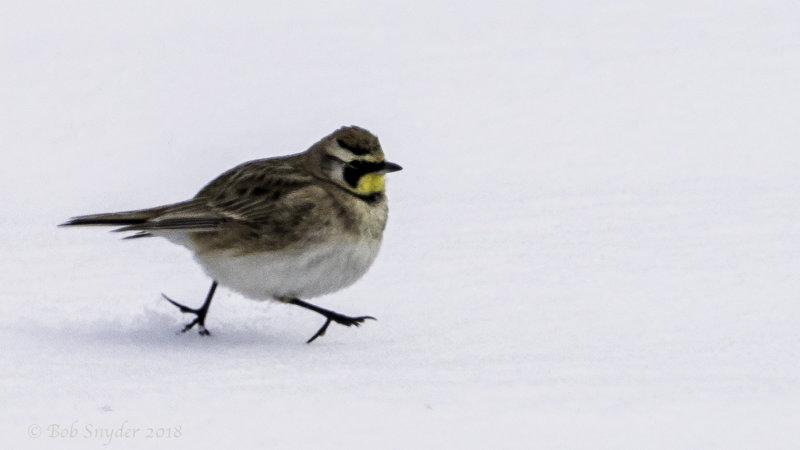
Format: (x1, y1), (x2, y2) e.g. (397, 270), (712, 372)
(191, 237), (383, 301)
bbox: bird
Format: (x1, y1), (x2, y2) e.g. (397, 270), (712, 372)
(60, 126), (402, 343)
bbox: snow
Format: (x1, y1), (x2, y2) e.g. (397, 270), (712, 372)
(2, 1), (800, 448)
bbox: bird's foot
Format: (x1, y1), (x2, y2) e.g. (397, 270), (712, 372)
(307, 313), (375, 344)
(162, 293), (212, 336)
(289, 298), (376, 343)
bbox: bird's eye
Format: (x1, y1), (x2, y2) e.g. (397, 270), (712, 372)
(325, 154), (345, 164)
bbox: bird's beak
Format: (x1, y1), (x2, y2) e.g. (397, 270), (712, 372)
(380, 161), (403, 173)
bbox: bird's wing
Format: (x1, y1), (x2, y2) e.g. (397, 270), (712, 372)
(193, 157), (320, 223)
(192, 159), (337, 251)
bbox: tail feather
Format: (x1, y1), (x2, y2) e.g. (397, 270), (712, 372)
(61, 200), (226, 237)
(122, 231), (154, 239)
(59, 209), (163, 227)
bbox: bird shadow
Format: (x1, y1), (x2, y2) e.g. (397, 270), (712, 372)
(11, 306), (311, 351)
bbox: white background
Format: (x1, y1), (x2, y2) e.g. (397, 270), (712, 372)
(2, 1), (799, 448)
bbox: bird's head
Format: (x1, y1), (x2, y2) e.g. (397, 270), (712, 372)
(308, 126), (402, 200)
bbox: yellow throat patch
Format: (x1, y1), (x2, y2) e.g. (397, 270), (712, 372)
(354, 173), (385, 195)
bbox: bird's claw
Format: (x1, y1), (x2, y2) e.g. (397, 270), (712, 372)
(163, 293), (212, 336)
(306, 314), (376, 344)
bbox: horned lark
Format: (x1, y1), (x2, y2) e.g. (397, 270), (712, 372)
(61, 126), (402, 343)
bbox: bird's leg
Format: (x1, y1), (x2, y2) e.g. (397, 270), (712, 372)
(163, 281), (218, 336)
(288, 298), (376, 344)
